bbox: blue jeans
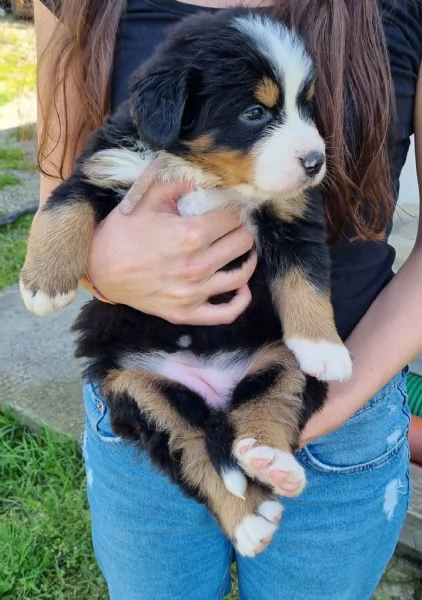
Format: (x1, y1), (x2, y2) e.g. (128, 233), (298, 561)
(82, 370), (411, 600)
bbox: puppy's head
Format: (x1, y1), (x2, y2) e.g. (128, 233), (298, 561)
(129, 10), (326, 197)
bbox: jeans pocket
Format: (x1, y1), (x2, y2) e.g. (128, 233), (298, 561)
(300, 370), (411, 474)
(84, 382), (124, 444)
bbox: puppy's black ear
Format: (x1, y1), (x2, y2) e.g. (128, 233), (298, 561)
(129, 61), (190, 150)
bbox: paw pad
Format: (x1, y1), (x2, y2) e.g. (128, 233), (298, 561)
(234, 440), (306, 497)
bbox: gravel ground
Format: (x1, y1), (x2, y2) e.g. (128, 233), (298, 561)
(0, 173), (38, 214)
(375, 547), (422, 600)
(0, 94), (38, 214)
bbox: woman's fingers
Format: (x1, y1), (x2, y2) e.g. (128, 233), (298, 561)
(133, 179), (193, 214)
(203, 250), (258, 299)
(119, 154), (170, 215)
(168, 285), (253, 326)
(186, 210), (244, 246)
(204, 224), (256, 274)
(88, 177), (258, 325)
(177, 225), (256, 284)
(128, 179), (250, 258)
(164, 252), (257, 325)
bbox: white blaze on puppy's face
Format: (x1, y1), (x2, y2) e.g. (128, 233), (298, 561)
(234, 14), (326, 196)
(253, 120), (326, 196)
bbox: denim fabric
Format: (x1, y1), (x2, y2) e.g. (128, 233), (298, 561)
(82, 370), (411, 600)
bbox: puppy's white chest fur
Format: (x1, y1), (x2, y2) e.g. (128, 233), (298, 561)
(177, 188), (251, 219)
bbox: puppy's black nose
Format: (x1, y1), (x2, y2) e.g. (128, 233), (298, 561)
(300, 152), (325, 178)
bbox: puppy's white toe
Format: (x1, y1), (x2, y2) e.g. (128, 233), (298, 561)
(235, 504), (281, 557)
(20, 280), (76, 316)
(285, 338), (352, 381)
(221, 467), (247, 499)
(257, 500), (284, 524)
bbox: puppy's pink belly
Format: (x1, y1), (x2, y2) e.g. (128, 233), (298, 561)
(121, 351), (251, 410)
(161, 363), (237, 409)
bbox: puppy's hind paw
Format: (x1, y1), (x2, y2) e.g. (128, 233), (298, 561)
(19, 279), (76, 316)
(221, 466), (247, 499)
(234, 440), (306, 498)
(234, 500), (283, 557)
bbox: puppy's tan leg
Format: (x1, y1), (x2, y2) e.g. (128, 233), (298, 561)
(20, 201), (96, 315)
(103, 368), (284, 557)
(271, 267), (352, 381)
(231, 343), (308, 498)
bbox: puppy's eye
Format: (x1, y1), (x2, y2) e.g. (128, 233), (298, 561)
(305, 99), (315, 117)
(240, 105), (272, 124)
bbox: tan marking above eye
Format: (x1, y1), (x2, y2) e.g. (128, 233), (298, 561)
(254, 77), (280, 108)
(306, 83), (315, 101)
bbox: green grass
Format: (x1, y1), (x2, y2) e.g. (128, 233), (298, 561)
(0, 410), (108, 599)
(0, 145), (36, 290)
(0, 407), (239, 600)
(0, 173), (21, 189)
(0, 20), (36, 106)
(0, 213), (32, 289)
(225, 567), (239, 599)
(0, 147), (32, 170)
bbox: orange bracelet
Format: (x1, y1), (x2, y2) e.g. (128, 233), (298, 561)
(80, 273), (117, 305)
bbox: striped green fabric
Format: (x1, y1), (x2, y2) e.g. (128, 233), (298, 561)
(407, 372), (422, 417)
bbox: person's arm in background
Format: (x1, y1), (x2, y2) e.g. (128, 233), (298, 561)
(34, 0), (257, 327)
(301, 62), (422, 452)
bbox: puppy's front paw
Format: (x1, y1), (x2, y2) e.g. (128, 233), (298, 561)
(19, 278), (77, 316)
(285, 338), (352, 382)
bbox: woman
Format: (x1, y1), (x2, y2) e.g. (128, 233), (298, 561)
(34, 0), (422, 598)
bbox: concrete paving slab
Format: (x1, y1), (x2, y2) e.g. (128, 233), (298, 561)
(0, 285), (90, 438)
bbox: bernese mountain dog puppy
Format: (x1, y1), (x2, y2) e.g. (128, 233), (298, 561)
(20, 10), (352, 556)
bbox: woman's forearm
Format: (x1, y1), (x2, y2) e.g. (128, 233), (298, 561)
(301, 244), (422, 444)
(342, 245), (422, 398)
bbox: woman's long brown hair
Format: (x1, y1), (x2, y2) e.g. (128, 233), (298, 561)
(38, 0), (395, 242)
(273, 1), (395, 241)
(38, 0), (127, 180)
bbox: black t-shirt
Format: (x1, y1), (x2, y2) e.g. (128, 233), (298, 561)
(41, 0), (422, 339)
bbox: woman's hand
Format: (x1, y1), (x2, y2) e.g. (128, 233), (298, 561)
(87, 179), (257, 325)
(299, 383), (351, 447)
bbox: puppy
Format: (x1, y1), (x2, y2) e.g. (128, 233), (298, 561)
(20, 10), (352, 556)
